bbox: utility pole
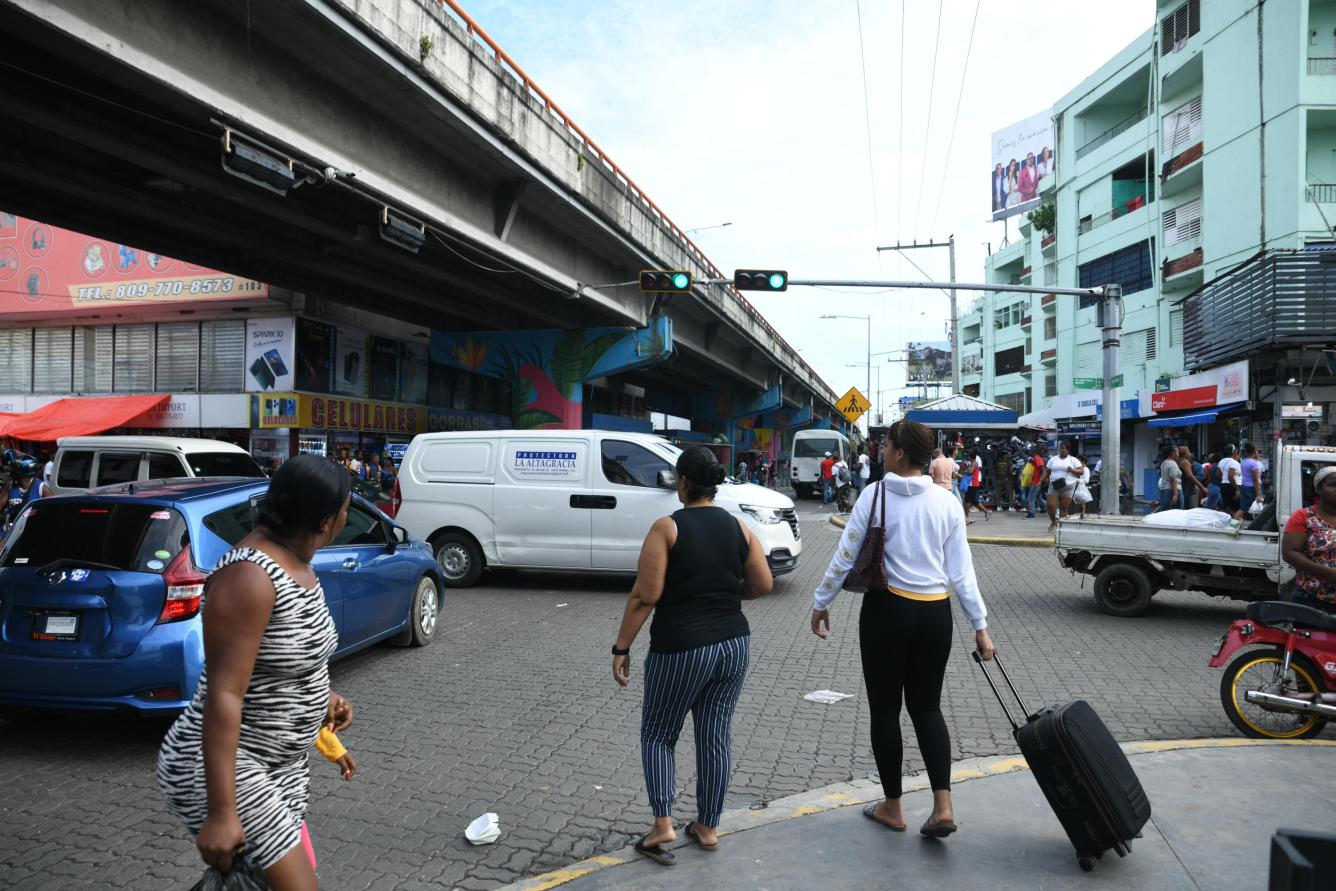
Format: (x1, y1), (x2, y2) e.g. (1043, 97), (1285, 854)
(876, 238), (959, 393)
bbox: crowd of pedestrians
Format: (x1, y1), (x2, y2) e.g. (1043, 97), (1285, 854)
(1157, 440), (1263, 520)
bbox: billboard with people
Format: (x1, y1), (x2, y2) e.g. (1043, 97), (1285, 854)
(990, 110), (1054, 221)
(906, 341), (952, 383)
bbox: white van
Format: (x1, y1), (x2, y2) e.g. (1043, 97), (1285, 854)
(395, 430), (801, 587)
(50, 436), (265, 494)
(789, 429), (853, 499)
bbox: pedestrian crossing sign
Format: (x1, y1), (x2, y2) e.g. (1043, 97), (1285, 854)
(836, 387), (870, 422)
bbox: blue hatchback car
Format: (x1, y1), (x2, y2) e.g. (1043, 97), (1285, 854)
(0, 477), (443, 714)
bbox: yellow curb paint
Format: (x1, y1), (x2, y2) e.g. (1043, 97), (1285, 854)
(829, 516), (848, 529)
(968, 536), (1053, 548)
(504, 737), (1336, 890)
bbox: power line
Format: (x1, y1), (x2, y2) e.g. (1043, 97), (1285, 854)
(853, 0), (882, 243)
(911, 0), (945, 237)
(928, 0), (982, 236)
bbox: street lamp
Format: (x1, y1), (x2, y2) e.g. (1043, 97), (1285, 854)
(820, 314), (871, 408)
(685, 222), (733, 235)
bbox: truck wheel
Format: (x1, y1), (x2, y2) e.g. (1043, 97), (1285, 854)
(1093, 564), (1154, 617)
(432, 532), (484, 587)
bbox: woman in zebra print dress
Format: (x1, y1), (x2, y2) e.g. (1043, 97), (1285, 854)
(158, 455), (354, 890)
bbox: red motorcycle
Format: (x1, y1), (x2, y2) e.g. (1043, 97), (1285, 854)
(1210, 601), (1336, 739)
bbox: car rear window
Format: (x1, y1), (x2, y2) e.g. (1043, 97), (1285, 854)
(0, 503), (189, 574)
(185, 452), (265, 478)
(794, 438), (840, 458)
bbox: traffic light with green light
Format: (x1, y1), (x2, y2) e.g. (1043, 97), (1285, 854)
(639, 270), (692, 293)
(734, 269), (788, 292)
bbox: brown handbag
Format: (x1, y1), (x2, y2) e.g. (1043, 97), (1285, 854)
(842, 481), (887, 593)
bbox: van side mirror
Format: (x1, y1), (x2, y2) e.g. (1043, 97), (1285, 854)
(657, 470), (677, 490)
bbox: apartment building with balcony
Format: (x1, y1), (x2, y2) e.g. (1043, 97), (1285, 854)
(966, 0), (1336, 496)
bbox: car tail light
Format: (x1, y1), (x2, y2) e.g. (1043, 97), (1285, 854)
(158, 548), (205, 624)
(386, 477), (402, 519)
(138, 687), (182, 701)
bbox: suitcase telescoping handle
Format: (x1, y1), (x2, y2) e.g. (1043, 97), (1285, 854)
(971, 651), (1032, 732)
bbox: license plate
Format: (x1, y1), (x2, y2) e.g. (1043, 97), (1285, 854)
(1210, 634), (1226, 657)
(32, 612), (79, 640)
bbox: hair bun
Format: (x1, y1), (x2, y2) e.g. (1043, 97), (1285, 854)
(708, 464), (727, 485)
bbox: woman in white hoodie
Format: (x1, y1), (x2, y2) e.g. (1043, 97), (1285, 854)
(810, 419), (995, 838)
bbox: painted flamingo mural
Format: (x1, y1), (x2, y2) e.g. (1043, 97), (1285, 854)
(430, 318), (672, 429)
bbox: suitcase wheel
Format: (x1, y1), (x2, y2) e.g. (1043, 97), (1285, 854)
(1079, 856), (1095, 872)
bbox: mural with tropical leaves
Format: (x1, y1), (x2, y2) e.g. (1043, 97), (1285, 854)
(430, 317), (672, 429)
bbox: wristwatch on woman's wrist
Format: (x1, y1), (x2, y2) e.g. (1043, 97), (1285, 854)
(611, 644), (630, 656)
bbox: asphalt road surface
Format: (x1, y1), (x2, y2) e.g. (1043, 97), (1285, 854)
(0, 500), (1312, 889)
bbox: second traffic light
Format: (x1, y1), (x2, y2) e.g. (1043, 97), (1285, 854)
(734, 269), (788, 291)
(639, 270), (692, 293)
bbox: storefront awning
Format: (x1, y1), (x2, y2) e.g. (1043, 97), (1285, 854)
(1147, 402), (1245, 428)
(0, 394), (170, 441)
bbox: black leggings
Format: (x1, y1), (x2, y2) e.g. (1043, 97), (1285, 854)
(859, 594), (954, 798)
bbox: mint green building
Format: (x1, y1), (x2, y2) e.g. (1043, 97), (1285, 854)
(967, 0), (1336, 497)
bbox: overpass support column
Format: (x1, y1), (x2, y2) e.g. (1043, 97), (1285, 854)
(431, 317), (672, 429)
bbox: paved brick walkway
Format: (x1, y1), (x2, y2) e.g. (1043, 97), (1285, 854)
(0, 502), (1313, 889)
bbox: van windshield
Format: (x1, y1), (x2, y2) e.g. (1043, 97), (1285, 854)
(794, 437), (840, 458)
(185, 452), (265, 478)
(0, 502), (189, 573)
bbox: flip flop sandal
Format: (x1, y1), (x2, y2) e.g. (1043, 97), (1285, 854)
(920, 819), (958, 839)
(684, 821), (719, 851)
(634, 836), (676, 866)
(862, 802), (906, 832)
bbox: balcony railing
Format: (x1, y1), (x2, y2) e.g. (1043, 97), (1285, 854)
(1077, 194), (1149, 234)
(1183, 250), (1336, 368)
(1308, 58), (1336, 76)
(1306, 183), (1336, 203)
(1075, 107), (1149, 160)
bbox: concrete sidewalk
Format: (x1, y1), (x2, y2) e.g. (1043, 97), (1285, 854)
(505, 739), (1336, 891)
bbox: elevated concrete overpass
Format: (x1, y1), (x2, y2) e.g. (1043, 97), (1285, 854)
(0, 0), (846, 443)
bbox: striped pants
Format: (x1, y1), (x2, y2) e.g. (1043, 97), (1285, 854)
(640, 635), (750, 826)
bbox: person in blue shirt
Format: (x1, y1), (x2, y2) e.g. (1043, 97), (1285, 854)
(4, 459), (48, 535)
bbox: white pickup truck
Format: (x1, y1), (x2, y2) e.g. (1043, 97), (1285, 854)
(1055, 445), (1336, 616)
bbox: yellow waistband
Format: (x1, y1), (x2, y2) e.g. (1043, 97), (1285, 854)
(887, 585), (949, 602)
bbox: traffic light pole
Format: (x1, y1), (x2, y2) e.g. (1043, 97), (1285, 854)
(708, 275), (1124, 514)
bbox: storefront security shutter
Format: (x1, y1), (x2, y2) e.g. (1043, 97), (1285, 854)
(200, 320), (245, 391)
(32, 327), (73, 393)
(156, 322), (200, 391)
(0, 327), (33, 392)
(73, 326), (114, 393)
(113, 324), (155, 392)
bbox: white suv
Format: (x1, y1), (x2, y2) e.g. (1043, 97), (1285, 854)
(50, 437), (265, 493)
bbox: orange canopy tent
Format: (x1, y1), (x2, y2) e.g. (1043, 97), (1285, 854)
(0, 394), (170, 441)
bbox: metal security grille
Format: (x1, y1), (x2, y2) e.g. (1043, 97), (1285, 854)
(73, 326), (114, 393)
(1161, 0), (1200, 54)
(156, 322), (200, 392)
(200, 320), (245, 391)
(0, 327), (33, 392)
(1078, 240), (1154, 306)
(113, 324), (155, 392)
(32, 327), (73, 393)
(1184, 251), (1336, 368)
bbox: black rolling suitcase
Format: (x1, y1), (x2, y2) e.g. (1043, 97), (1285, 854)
(972, 652), (1151, 872)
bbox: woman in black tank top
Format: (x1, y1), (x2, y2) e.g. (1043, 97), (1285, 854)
(611, 446), (774, 865)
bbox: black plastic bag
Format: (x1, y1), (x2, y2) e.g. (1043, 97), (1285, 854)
(188, 854), (269, 891)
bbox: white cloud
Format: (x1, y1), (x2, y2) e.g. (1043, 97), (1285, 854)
(463, 0), (1154, 416)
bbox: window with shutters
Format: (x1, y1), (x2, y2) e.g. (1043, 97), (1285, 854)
(1045, 371), (1057, 397)
(113, 324), (155, 392)
(1162, 96), (1202, 157)
(156, 322), (199, 391)
(1163, 198), (1202, 247)
(1075, 341), (1101, 377)
(32, 327), (73, 393)
(1161, 0), (1199, 54)
(73, 326), (114, 392)
(200, 320), (245, 391)
(0, 327), (33, 392)
(1146, 327), (1157, 360)
(1120, 328), (1158, 366)
(1170, 308), (1184, 346)
(1043, 316), (1057, 341)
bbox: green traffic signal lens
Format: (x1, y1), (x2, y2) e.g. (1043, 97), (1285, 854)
(768, 273), (786, 290)
(672, 272), (689, 290)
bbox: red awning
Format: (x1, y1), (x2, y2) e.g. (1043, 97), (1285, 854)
(0, 394), (171, 441)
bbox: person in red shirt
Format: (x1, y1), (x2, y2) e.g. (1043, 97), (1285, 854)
(1026, 446), (1046, 518)
(819, 452), (836, 504)
(1281, 465), (1336, 614)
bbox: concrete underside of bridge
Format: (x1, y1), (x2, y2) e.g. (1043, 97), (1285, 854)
(0, 0), (837, 420)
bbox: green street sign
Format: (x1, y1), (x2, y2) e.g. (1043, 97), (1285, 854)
(1109, 373), (1124, 388)
(1073, 377), (1102, 389)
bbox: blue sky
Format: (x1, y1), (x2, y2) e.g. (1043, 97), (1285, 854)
(458, 0), (1154, 421)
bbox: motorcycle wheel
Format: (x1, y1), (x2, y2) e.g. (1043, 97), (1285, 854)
(1219, 649), (1327, 740)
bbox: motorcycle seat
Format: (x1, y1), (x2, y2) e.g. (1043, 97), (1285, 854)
(1246, 600), (1336, 632)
